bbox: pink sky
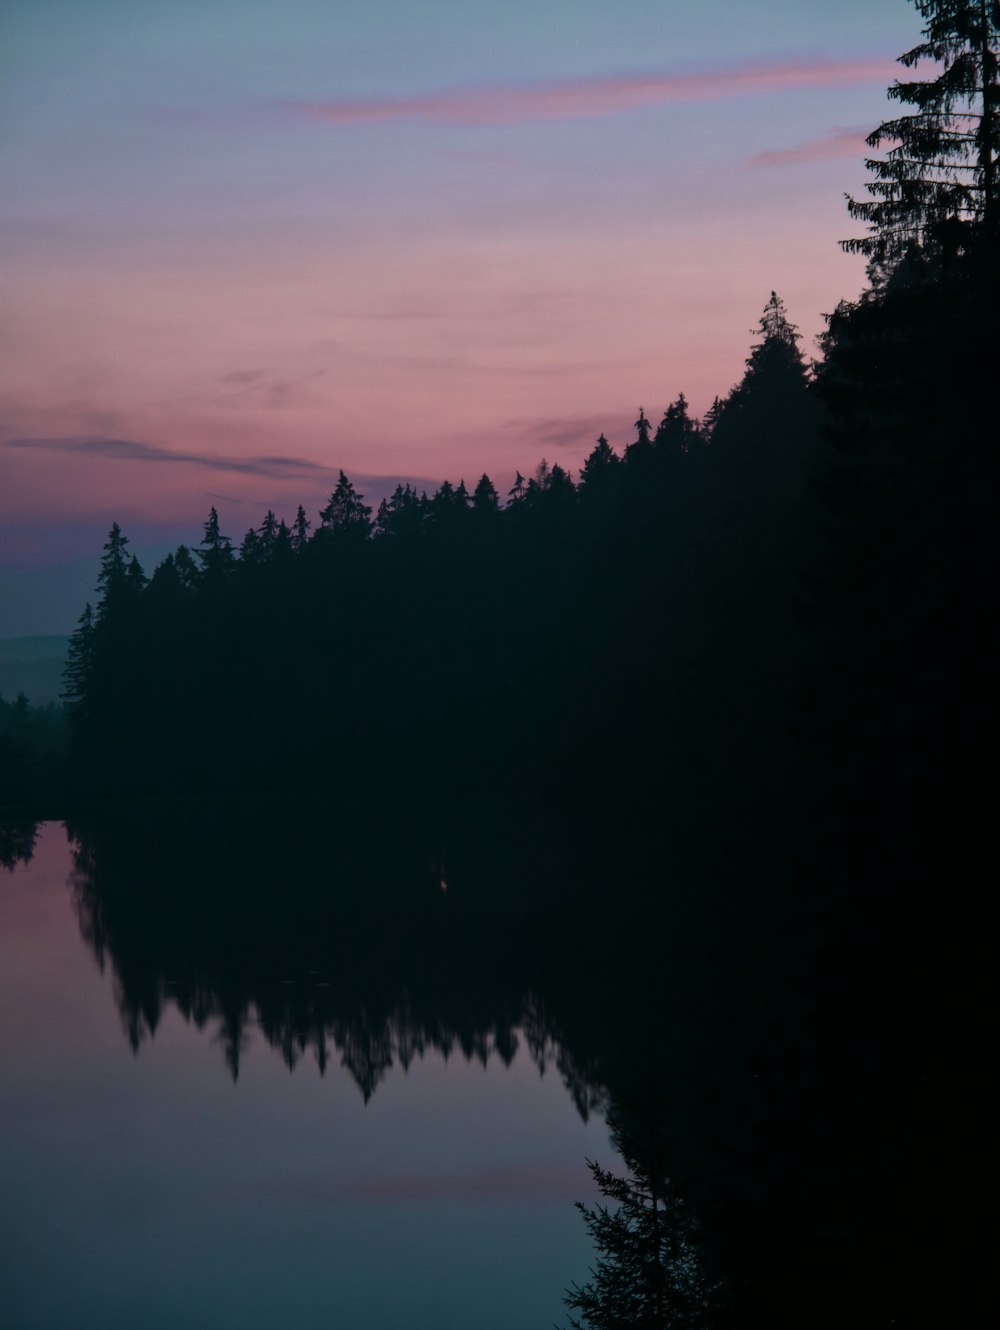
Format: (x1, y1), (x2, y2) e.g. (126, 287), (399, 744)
(0, 2), (921, 629)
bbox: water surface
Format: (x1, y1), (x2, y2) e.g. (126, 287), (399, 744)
(1, 822), (611, 1329)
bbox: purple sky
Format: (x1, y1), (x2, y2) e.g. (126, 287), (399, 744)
(0, 1), (919, 633)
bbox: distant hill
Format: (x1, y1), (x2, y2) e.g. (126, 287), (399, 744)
(0, 636), (70, 705)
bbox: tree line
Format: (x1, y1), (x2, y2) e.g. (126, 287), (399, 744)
(52, 289), (817, 826)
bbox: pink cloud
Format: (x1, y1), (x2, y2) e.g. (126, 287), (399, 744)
(296, 56), (896, 128)
(750, 125), (872, 167)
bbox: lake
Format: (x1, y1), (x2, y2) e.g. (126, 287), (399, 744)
(1, 818), (620, 1330)
(3, 795), (952, 1328)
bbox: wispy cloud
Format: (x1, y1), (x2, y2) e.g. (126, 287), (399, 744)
(1, 435), (330, 480)
(504, 414), (616, 449)
(2, 434), (440, 504)
(293, 56), (895, 129)
(210, 368), (327, 406)
(750, 125), (871, 167)
(217, 369), (269, 387)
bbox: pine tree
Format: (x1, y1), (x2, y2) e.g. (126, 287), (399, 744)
(700, 396), (725, 443)
(197, 506), (234, 582)
(741, 292), (807, 391)
(273, 519), (293, 564)
(173, 544), (200, 593)
(291, 504), (311, 553)
(712, 294), (812, 473)
(318, 471), (372, 540)
(472, 473), (500, 514)
(507, 471), (527, 505)
(580, 434), (618, 482)
(61, 603), (95, 717)
(624, 408), (653, 466)
(564, 1106), (722, 1330)
(239, 527), (261, 565)
(654, 394), (699, 455)
(95, 522), (130, 623)
(258, 509), (280, 552)
(844, 0), (1000, 278)
(125, 554), (147, 598)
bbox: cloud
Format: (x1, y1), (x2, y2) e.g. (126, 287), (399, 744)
(293, 56), (895, 129)
(210, 368), (328, 406)
(504, 414), (615, 449)
(1, 435), (330, 480)
(217, 369), (269, 387)
(1, 435), (440, 508)
(750, 125), (872, 167)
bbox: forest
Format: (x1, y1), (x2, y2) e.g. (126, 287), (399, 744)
(53, 289), (817, 815)
(1, 2), (995, 1325)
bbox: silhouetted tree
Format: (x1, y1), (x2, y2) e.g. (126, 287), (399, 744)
(258, 509), (280, 555)
(844, 0), (1000, 279)
(0, 818), (38, 869)
(624, 408), (653, 466)
(239, 526), (261, 564)
(700, 397), (725, 443)
(318, 471), (372, 541)
(94, 522), (130, 623)
(579, 434), (620, 495)
(712, 293), (812, 476)
(472, 473), (500, 514)
(173, 544), (200, 592)
(291, 503), (311, 552)
(197, 506), (234, 583)
(655, 394), (699, 455)
(564, 1104), (722, 1330)
(61, 603), (95, 719)
(507, 470), (527, 506)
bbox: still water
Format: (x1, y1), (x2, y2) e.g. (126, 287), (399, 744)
(0, 822), (611, 1330)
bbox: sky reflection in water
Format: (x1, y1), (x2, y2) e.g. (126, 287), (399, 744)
(0, 824), (608, 1330)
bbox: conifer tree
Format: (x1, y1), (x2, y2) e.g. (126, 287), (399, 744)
(507, 471), (527, 505)
(173, 545), (200, 593)
(273, 519), (293, 563)
(125, 554), (147, 598)
(318, 471), (372, 539)
(844, 0), (1000, 277)
(197, 506), (234, 582)
(95, 523), (130, 623)
(624, 408), (653, 465)
(742, 292), (807, 390)
(579, 434), (621, 498)
(291, 504), (311, 553)
(472, 473), (500, 513)
(61, 603), (95, 718)
(239, 527), (261, 564)
(700, 396), (725, 443)
(654, 394), (699, 454)
(258, 509), (279, 551)
(147, 554), (186, 611)
(564, 1106), (722, 1330)
(712, 294), (811, 471)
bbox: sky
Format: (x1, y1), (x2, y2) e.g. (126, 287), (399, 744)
(1, 1), (920, 634)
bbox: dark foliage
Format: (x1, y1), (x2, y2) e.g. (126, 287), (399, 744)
(564, 1101), (724, 1329)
